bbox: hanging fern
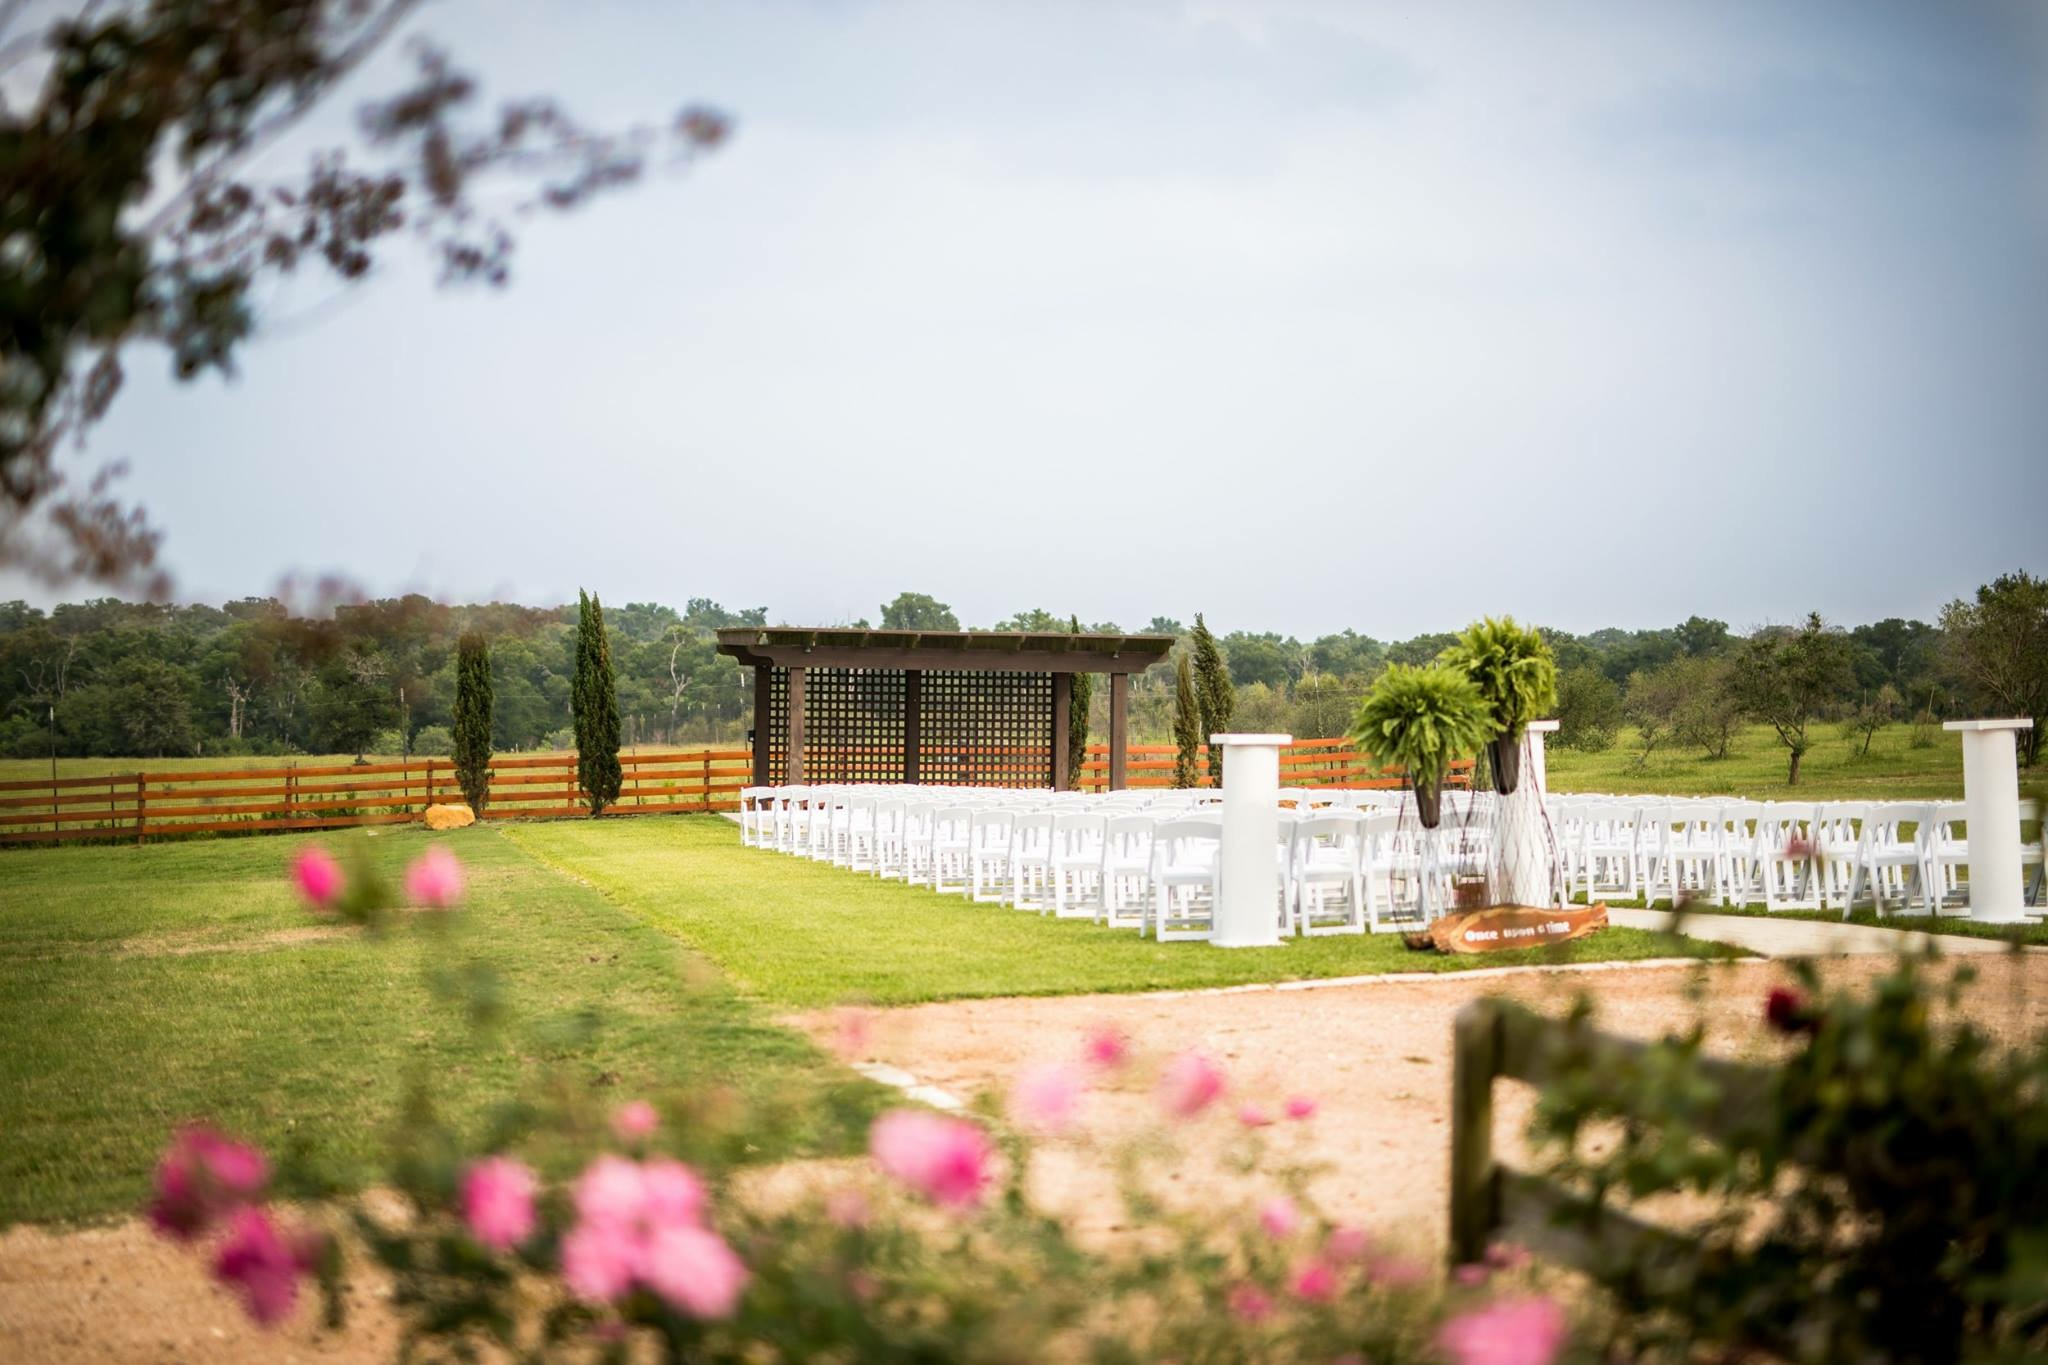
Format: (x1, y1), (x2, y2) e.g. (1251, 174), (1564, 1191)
(1349, 663), (1497, 825)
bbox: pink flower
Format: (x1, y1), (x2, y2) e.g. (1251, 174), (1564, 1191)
(1258, 1196), (1302, 1240)
(1454, 1262), (1490, 1287)
(211, 1208), (307, 1327)
(561, 1220), (640, 1303)
(825, 1188), (871, 1229)
(612, 1100), (660, 1143)
(1237, 1104), (1273, 1128)
(574, 1154), (647, 1227)
(1369, 1253), (1429, 1288)
(1157, 1051), (1225, 1119)
(461, 1156), (537, 1253)
(1436, 1296), (1569, 1365)
(291, 846), (343, 910)
(1291, 1258), (1339, 1302)
(1283, 1095), (1318, 1121)
(1766, 986), (1813, 1035)
(1227, 1283), (1275, 1323)
(639, 1158), (708, 1228)
(1485, 1242), (1530, 1272)
(869, 1110), (995, 1210)
(641, 1224), (749, 1319)
(1082, 1023), (1130, 1069)
(404, 845), (465, 908)
(1324, 1225), (1373, 1263)
(147, 1125), (269, 1242)
(1009, 1062), (1086, 1135)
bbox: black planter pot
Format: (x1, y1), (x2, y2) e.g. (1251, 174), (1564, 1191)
(1488, 734), (1521, 797)
(1413, 778), (1442, 829)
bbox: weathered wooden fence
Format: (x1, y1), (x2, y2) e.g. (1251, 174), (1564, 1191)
(0, 749), (753, 846)
(1080, 736), (1472, 792)
(1449, 997), (1775, 1278)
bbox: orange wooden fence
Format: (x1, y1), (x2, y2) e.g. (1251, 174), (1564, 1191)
(1078, 736), (1470, 792)
(0, 738), (1460, 846)
(0, 749), (753, 846)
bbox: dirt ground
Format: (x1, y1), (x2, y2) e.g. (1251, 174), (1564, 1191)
(7, 953), (2047, 1364)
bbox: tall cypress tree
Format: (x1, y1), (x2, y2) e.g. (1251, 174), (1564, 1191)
(573, 590), (623, 815)
(1066, 614), (1092, 790)
(1190, 613), (1234, 785)
(1172, 652), (1201, 789)
(451, 630), (494, 814)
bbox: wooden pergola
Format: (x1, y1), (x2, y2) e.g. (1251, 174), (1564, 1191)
(716, 627), (1176, 790)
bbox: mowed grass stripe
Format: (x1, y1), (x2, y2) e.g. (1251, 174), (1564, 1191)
(0, 825), (882, 1227)
(501, 817), (1737, 1009)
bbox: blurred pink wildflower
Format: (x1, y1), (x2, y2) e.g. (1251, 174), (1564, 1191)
(211, 1207), (308, 1327)
(641, 1223), (750, 1319)
(1258, 1196), (1302, 1240)
(1157, 1051), (1225, 1119)
(1082, 1023), (1130, 1069)
(1283, 1095), (1318, 1121)
(612, 1100), (660, 1143)
(869, 1110), (995, 1210)
(1436, 1296), (1568, 1365)
(404, 844), (465, 907)
(147, 1125), (269, 1242)
(1009, 1062), (1086, 1135)
(461, 1156), (537, 1253)
(290, 846), (343, 910)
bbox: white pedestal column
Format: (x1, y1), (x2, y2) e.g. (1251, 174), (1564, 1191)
(1943, 718), (2034, 924)
(1491, 721), (1562, 908)
(1210, 732), (1290, 948)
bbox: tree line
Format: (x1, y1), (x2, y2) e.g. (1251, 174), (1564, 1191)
(1, 573), (2041, 775)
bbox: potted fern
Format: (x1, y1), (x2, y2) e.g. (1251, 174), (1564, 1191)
(1349, 663), (1497, 828)
(1441, 617), (1557, 796)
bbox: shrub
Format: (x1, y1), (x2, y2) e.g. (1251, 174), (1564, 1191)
(409, 725), (454, 756)
(572, 590), (623, 814)
(1552, 667), (1620, 753)
(1531, 956), (2048, 1362)
(1173, 653), (1201, 788)
(452, 631), (494, 812)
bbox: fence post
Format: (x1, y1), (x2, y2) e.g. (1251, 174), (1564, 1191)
(134, 772), (147, 845)
(1449, 1000), (1501, 1266)
(701, 750), (711, 812)
(425, 758), (435, 815)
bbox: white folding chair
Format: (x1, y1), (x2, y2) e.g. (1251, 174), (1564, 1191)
(1008, 810), (1056, 911)
(1050, 811), (1107, 919)
(1290, 811), (1369, 936)
(968, 808), (1017, 904)
(930, 806), (974, 895)
(1148, 817), (1222, 942)
(1099, 815), (1155, 930)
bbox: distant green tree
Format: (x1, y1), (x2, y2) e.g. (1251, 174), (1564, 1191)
(1220, 632), (1295, 689)
(994, 608), (1065, 632)
(1940, 571), (2047, 766)
(1675, 615), (1732, 658)
(1172, 653), (1201, 789)
(572, 591), (623, 814)
(452, 631), (494, 812)
(1385, 631), (1459, 668)
(1190, 614), (1234, 783)
(1553, 666), (1621, 753)
(1145, 616), (1186, 637)
(410, 724), (454, 756)
(879, 593), (959, 631)
(1066, 615), (1092, 789)
(1730, 612), (1858, 785)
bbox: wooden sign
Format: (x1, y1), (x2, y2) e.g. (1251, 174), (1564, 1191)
(1425, 904), (1609, 955)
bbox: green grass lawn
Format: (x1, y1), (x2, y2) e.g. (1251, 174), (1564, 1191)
(0, 824), (881, 1227)
(1546, 722), (1973, 802)
(502, 818), (1735, 1009)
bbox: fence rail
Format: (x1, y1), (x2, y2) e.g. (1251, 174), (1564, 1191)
(1449, 997), (1779, 1323)
(0, 749), (753, 846)
(1080, 737), (1470, 791)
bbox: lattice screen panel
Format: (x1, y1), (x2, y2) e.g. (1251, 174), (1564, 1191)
(917, 670), (1054, 788)
(764, 667), (790, 784)
(801, 668), (908, 783)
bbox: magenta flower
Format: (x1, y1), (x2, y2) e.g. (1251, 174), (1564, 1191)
(147, 1125), (269, 1242)
(561, 1219), (640, 1304)
(1258, 1196), (1302, 1240)
(1291, 1258), (1339, 1302)
(403, 844), (465, 908)
(461, 1156), (537, 1253)
(612, 1100), (660, 1144)
(1008, 1062), (1086, 1135)
(1082, 1023), (1130, 1069)
(1227, 1282), (1275, 1323)
(1454, 1262), (1491, 1287)
(869, 1110), (995, 1210)
(1157, 1051), (1226, 1119)
(1436, 1296), (1569, 1365)
(1237, 1103), (1273, 1128)
(1765, 986), (1813, 1035)
(290, 846), (343, 910)
(1283, 1095), (1318, 1121)
(211, 1207), (306, 1327)
(640, 1158), (708, 1228)
(641, 1223), (750, 1319)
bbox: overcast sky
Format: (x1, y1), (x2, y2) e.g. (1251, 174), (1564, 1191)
(15, 0), (2048, 638)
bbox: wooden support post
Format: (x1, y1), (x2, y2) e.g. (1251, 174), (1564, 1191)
(1051, 672), (1072, 791)
(701, 750), (712, 812)
(134, 772), (147, 845)
(1448, 1000), (1501, 1267)
(787, 666), (807, 784)
(1108, 673), (1130, 791)
(903, 670), (922, 785)
(752, 666), (772, 785)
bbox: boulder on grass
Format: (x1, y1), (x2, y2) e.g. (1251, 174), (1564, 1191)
(424, 803), (476, 831)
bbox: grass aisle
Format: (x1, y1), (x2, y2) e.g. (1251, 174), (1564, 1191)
(0, 826), (881, 1227)
(503, 817), (1736, 1009)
